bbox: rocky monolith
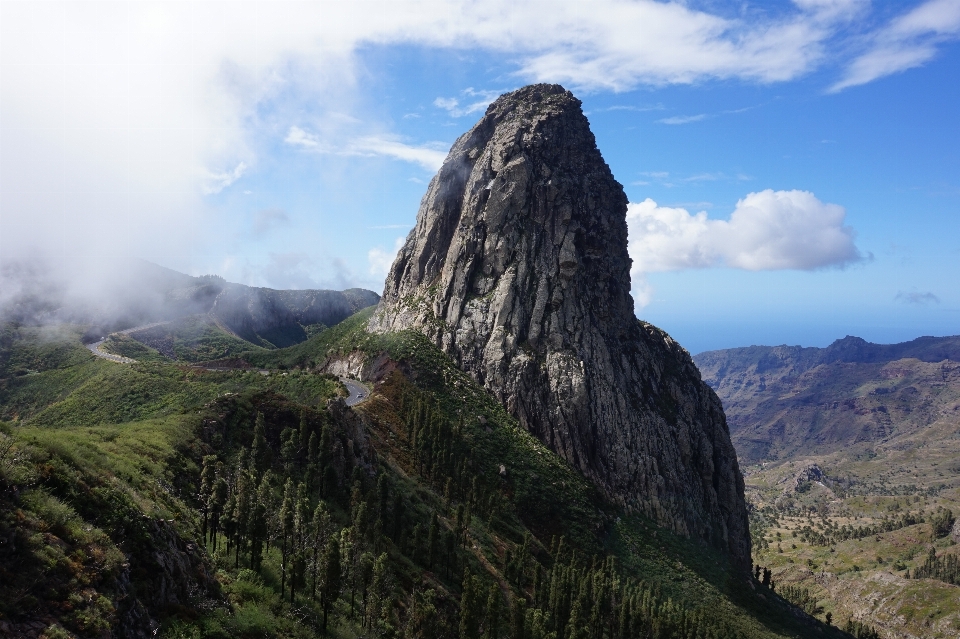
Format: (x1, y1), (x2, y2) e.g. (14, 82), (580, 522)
(369, 84), (749, 567)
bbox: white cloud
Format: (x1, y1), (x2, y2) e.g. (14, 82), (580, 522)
(253, 252), (355, 291)
(368, 237), (407, 278)
(434, 88), (503, 117)
(285, 126), (320, 148)
(895, 290), (940, 305)
(0, 0), (922, 289)
(832, 0), (960, 91)
(203, 162), (247, 195)
(347, 137), (449, 172)
(285, 125), (448, 171)
(626, 190), (862, 306)
(658, 114), (708, 125)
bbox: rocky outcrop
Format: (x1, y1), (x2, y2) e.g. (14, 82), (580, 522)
(369, 84), (749, 567)
(114, 519), (221, 638)
(791, 464), (826, 492)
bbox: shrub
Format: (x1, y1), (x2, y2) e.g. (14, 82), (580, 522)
(931, 508), (955, 539)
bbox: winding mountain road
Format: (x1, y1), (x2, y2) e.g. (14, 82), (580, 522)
(84, 322), (168, 364)
(340, 377), (370, 406)
(85, 326), (372, 408)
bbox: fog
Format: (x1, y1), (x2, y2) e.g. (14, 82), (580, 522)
(3, 2), (932, 341)
(0, 3), (359, 314)
(0, 255), (207, 331)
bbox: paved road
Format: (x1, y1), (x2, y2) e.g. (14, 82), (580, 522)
(85, 322), (169, 364)
(84, 327), (373, 409)
(340, 377), (370, 406)
(85, 339), (137, 364)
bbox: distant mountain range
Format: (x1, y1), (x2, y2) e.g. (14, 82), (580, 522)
(1, 259), (380, 350)
(694, 335), (960, 464)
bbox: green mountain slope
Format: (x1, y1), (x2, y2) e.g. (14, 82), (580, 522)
(0, 314), (848, 638)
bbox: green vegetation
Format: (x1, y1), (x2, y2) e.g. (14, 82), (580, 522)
(0, 315), (847, 637)
(746, 456), (960, 637)
(911, 547), (960, 585)
(703, 337), (960, 637)
(106, 316), (267, 362)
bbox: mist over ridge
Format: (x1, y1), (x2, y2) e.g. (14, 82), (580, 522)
(0, 256), (379, 350)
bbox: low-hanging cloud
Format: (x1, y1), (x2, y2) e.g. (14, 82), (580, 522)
(627, 189), (862, 307)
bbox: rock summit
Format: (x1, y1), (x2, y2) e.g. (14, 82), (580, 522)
(369, 84), (749, 566)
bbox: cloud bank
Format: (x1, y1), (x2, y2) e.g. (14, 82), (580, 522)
(626, 190), (862, 306)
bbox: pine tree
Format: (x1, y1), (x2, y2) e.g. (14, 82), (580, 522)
(411, 522), (423, 562)
(321, 536), (342, 635)
(393, 492), (405, 542)
(299, 408), (310, 462)
(427, 511), (439, 570)
(221, 493), (237, 555)
(357, 552), (375, 622)
(199, 454), (217, 543)
(445, 527), (457, 580)
(320, 422), (332, 466)
(232, 451), (252, 568)
(208, 470), (228, 552)
(252, 412), (268, 474)
(311, 501), (332, 600)
(483, 582), (502, 639)
(459, 574), (482, 639)
(366, 552), (392, 638)
(280, 427), (299, 473)
(251, 470), (274, 566)
(512, 596), (526, 639)
(295, 482), (310, 548)
(308, 431), (320, 466)
(249, 492), (267, 572)
(279, 478), (295, 593)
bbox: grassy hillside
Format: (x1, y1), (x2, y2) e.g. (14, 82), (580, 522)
(0, 315), (850, 638)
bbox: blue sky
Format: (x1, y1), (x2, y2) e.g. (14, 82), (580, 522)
(1, 0), (959, 353)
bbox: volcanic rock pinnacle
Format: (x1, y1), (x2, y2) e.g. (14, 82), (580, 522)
(369, 84), (749, 566)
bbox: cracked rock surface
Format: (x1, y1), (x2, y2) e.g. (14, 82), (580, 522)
(369, 84), (750, 568)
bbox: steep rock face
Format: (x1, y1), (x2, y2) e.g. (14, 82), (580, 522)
(369, 84), (749, 566)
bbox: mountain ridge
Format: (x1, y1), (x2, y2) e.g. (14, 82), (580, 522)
(694, 333), (960, 464)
